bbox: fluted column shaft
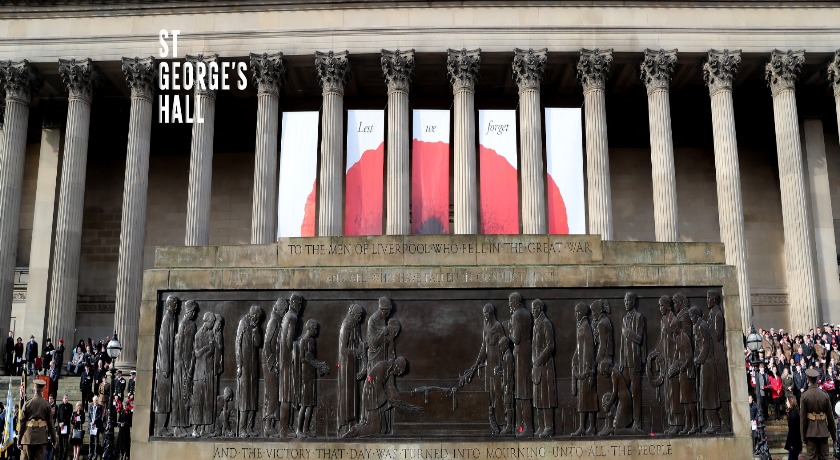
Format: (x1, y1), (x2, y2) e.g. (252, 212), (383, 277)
(578, 49), (614, 240)
(766, 50), (819, 333)
(48, 58), (94, 346)
(704, 49), (752, 332)
(114, 57), (155, 368)
(0, 61), (32, 339)
(386, 89), (409, 234)
(316, 51), (350, 236)
(514, 48), (547, 235)
(642, 49), (679, 242)
(448, 49), (481, 235)
(382, 49), (414, 235)
(185, 54), (218, 246)
(250, 52), (285, 244)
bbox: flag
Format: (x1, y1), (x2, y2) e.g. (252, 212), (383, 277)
(0, 381), (16, 452)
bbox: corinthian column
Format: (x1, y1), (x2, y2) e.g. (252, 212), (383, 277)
(703, 49), (752, 332)
(47, 58), (95, 346)
(513, 48), (547, 235)
(577, 49), (614, 240)
(249, 52), (286, 244)
(0, 60), (35, 339)
(185, 54), (218, 246)
(114, 57), (155, 369)
(641, 49), (679, 242)
(766, 50), (819, 333)
(316, 51), (350, 236)
(382, 49), (415, 235)
(447, 49), (481, 235)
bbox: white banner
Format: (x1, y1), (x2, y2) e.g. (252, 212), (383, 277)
(277, 111), (319, 238)
(478, 110), (519, 234)
(411, 109), (451, 234)
(345, 110), (385, 236)
(545, 107), (585, 234)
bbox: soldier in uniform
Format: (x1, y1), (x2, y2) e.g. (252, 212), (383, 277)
(800, 368), (836, 460)
(19, 379), (58, 460)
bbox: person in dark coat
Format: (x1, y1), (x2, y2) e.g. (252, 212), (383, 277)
(5, 331), (14, 376)
(53, 340), (65, 378)
(784, 395), (802, 460)
(14, 337), (24, 376)
(56, 394), (73, 460)
(25, 336), (39, 376)
(79, 364), (94, 413)
(42, 339), (55, 373)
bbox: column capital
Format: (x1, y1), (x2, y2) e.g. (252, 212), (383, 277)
(121, 56), (156, 102)
(703, 49), (741, 96)
(577, 48), (613, 93)
(512, 48), (547, 93)
(640, 48), (677, 93)
(447, 48), (481, 93)
(827, 50), (840, 98)
(381, 49), (415, 94)
(1, 60), (37, 104)
(315, 50), (350, 96)
(58, 58), (95, 103)
(186, 54), (219, 99)
(249, 52), (286, 97)
(765, 49), (804, 97)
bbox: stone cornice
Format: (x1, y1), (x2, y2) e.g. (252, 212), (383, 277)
(58, 57), (95, 103)
(512, 48), (547, 93)
(447, 48), (481, 93)
(185, 53), (219, 99)
(765, 49), (804, 97)
(827, 50), (840, 98)
(315, 50), (350, 96)
(250, 52), (286, 98)
(640, 48), (677, 93)
(0, 60), (37, 105)
(121, 56), (156, 102)
(703, 49), (741, 96)
(381, 49), (415, 94)
(577, 48), (613, 93)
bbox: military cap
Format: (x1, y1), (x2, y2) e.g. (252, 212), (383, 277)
(805, 368), (820, 378)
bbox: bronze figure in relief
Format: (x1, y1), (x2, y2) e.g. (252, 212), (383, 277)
(153, 295), (180, 436)
(235, 305), (265, 438)
(571, 302), (597, 436)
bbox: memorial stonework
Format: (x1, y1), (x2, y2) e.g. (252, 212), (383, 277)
(135, 235), (750, 458)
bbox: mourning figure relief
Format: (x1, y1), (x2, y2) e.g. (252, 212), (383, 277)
(262, 298), (285, 437)
(171, 300), (199, 437)
(530, 299), (556, 438)
(190, 312), (217, 437)
(337, 303), (365, 437)
(278, 293), (303, 438)
(296, 319), (330, 438)
(571, 302), (597, 436)
(508, 292), (533, 437)
(465, 303), (506, 435)
(618, 291), (646, 431)
(690, 306), (721, 433)
(153, 295), (180, 436)
(235, 304), (265, 438)
(706, 289), (730, 430)
(151, 288), (734, 441)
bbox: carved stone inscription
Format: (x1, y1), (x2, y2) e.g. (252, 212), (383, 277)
(152, 287), (730, 439)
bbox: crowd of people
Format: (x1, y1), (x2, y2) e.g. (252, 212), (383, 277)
(0, 333), (136, 460)
(745, 323), (840, 459)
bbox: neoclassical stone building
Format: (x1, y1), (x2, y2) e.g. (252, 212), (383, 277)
(1, 0), (839, 366)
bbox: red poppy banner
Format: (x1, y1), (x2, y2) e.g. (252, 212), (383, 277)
(545, 108), (585, 234)
(345, 110), (385, 236)
(478, 110), (519, 234)
(411, 110), (450, 234)
(277, 111), (319, 238)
